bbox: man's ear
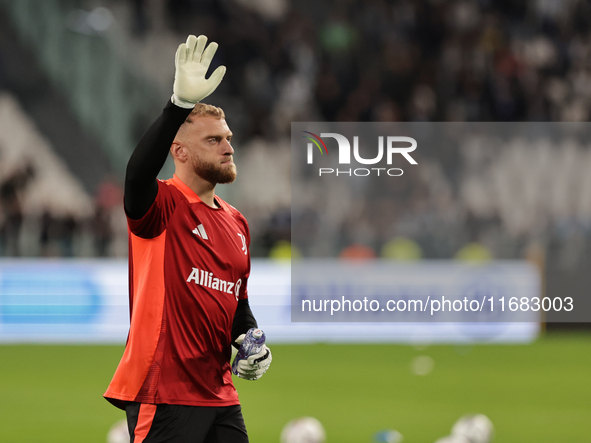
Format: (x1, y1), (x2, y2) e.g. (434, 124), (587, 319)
(170, 141), (188, 163)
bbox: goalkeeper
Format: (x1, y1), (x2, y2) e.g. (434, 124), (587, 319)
(104, 35), (272, 443)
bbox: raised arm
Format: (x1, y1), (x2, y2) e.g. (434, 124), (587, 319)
(124, 103), (192, 219)
(124, 35), (226, 220)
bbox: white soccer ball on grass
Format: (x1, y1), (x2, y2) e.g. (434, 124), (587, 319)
(434, 435), (471, 443)
(107, 419), (129, 443)
(451, 414), (494, 443)
(280, 416), (326, 443)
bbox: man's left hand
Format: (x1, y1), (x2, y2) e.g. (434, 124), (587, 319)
(234, 335), (272, 381)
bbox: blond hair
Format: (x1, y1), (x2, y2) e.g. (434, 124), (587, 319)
(186, 103), (225, 121)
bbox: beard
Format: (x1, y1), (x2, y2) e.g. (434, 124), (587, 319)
(191, 155), (237, 184)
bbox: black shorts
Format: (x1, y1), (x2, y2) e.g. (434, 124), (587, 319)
(125, 402), (249, 443)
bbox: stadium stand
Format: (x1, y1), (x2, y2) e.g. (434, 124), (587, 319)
(0, 92), (100, 256)
(1, 0), (591, 273)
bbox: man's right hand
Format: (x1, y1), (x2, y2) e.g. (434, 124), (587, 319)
(172, 35), (226, 108)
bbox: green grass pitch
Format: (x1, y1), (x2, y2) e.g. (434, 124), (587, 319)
(0, 332), (589, 442)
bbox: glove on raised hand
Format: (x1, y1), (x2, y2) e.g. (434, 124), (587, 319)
(172, 34), (226, 108)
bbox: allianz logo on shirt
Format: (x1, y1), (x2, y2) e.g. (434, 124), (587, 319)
(186, 267), (242, 300)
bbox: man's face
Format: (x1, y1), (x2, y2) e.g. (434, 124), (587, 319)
(184, 116), (236, 184)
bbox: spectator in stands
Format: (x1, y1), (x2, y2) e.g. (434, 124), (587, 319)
(0, 162), (35, 256)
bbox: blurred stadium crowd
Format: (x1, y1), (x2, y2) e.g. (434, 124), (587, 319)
(1, 0), (591, 269)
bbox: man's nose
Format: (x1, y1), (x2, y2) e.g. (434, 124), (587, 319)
(222, 139), (234, 154)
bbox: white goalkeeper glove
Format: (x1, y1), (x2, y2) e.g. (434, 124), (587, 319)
(234, 334), (273, 381)
(172, 34), (226, 108)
